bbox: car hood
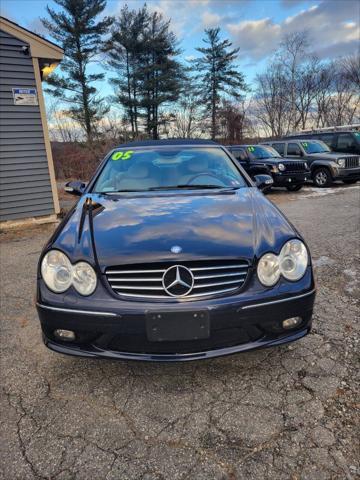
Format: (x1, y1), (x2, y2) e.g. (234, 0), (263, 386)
(53, 189), (298, 271)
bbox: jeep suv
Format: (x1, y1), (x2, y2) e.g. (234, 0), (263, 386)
(227, 144), (309, 191)
(260, 139), (360, 187)
(286, 130), (360, 155)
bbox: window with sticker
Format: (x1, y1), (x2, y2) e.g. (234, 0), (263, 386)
(300, 141), (330, 154)
(92, 147), (247, 193)
(245, 145), (281, 160)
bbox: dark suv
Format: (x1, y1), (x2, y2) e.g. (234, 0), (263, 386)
(286, 130), (360, 155)
(227, 144), (309, 191)
(261, 139), (360, 187)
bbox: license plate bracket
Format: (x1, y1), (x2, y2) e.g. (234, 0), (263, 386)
(146, 311), (210, 342)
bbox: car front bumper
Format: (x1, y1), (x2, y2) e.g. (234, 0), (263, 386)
(335, 167), (360, 180)
(37, 270), (316, 362)
(272, 172), (308, 187)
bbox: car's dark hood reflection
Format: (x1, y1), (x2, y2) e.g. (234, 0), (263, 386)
(54, 188), (297, 270)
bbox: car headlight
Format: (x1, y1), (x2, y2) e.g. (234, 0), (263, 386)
(73, 262), (97, 296)
(337, 158), (345, 168)
(41, 250), (73, 293)
(257, 240), (308, 286)
(278, 163), (285, 172)
(279, 240), (308, 281)
(257, 253), (280, 286)
(41, 250), (97, 295)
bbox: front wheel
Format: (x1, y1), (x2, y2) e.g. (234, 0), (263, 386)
(286, 184), (303, 192)
(313, 168), (333, 187)
(342, 179), (358, 185)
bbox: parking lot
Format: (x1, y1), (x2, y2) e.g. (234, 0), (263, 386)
(1, 184), (359, 480)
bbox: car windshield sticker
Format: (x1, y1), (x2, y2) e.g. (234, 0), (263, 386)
(111, 150), (134, 161)
(302, 142), (308, 148)
(247, 146), (255, 152)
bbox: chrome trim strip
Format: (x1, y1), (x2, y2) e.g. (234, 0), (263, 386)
(191, 264), (248, 271)
(112, 285), (164, 291)
(108, 277), (163, 282)
(106, 269), (165, 274)
(241, 289), (316, 310)
(193, 278), (243, 288)
(36, 303), (118, 317)
(194, 271), (247, 280)
(117, 286), (239, 299)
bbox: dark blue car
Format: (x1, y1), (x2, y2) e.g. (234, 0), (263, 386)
(36, 139), (316, 362)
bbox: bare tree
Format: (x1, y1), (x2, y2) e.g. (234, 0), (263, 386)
(218, 99), (253, 143)
(340, 54), (360, 89)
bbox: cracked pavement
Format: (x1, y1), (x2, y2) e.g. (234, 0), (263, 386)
(1, 185), (359, 479)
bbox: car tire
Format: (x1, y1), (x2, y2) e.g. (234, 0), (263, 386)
(286, 185), (303, 192)
(313, 168), (333, 188)
(342, 179), (358, 184)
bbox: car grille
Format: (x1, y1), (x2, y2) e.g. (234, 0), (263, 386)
(283, 161), (307, 172)
(343, 156), (360, 168)
(105, 259), (250, 300)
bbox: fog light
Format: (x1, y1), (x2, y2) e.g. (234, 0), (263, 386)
(282, 317), (302, 329)
(54, 329), (76, 341)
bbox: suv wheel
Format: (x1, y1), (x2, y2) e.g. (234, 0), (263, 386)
(342, 179), (357, 185)
(286, 184), (303, 192)
(313, 168), (332, 187)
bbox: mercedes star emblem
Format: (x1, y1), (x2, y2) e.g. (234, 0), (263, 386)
(162, 265), (194, 297)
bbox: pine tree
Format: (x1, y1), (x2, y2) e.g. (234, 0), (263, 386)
(192, 28), (247, 140)
(104, 5), (183, 139)
(103, 5), (148, 137)
(42, 0), (113, 141)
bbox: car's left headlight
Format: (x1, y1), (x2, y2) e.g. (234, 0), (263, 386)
(278, 163), (286, 171)
(279, 239), (308, 281)
(257, 239), (308, 286)
(337, 158), (345, 168)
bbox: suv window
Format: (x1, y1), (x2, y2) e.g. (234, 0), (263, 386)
(287, 143), (302, 156)
(319, 134), (334, 147)
(272, 143), (285, 155)
(232, 149), (247, 161)
(337, 133), (355, 151)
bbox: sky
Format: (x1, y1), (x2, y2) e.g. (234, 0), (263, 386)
(1, 0), (359, 100)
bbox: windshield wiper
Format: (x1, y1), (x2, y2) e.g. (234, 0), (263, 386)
(104, 185), (240, 194)
(147, 184), (232, 190)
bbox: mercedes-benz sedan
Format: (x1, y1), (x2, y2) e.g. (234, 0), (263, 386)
(36, 139), (316, 362)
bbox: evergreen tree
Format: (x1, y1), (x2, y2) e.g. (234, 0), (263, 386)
(104, 5), (183, 139)
(103, 5), (148, 137)
(42, 0), (113, 141)
(192, 28), (247, 140)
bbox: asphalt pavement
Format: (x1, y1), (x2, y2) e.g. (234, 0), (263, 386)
(1, 184), (359, 480)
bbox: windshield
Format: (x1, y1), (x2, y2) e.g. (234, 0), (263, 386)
(246, 145), (281, 159)
(354, 132), (360, 141)
(93, 147), (247, 193)
(300, 141), (330, 154)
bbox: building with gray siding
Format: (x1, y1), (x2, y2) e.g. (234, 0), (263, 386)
(0, 16), (63, 224)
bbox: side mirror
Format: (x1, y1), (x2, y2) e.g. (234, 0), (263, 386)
(64, 180), (86, 196)
(254, 174), (274, 191)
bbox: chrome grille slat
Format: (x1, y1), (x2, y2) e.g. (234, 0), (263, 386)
(284, 161), (307, 173)
(105, 260), (249, 300)
(194, 271), (247, 279)
(107, 277), (163, 282)
(193, 278), (241, 288)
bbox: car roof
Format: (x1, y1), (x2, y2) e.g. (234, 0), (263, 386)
(227, 144), (260, 148)
(117, 139), (219, 148)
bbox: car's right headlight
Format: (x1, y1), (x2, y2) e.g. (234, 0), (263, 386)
(278, 163), (286, 172)
(337, 158), (345, 168)
(41, 250), (73, 293)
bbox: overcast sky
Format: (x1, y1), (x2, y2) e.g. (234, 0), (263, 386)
(1, 0), (359, 93)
